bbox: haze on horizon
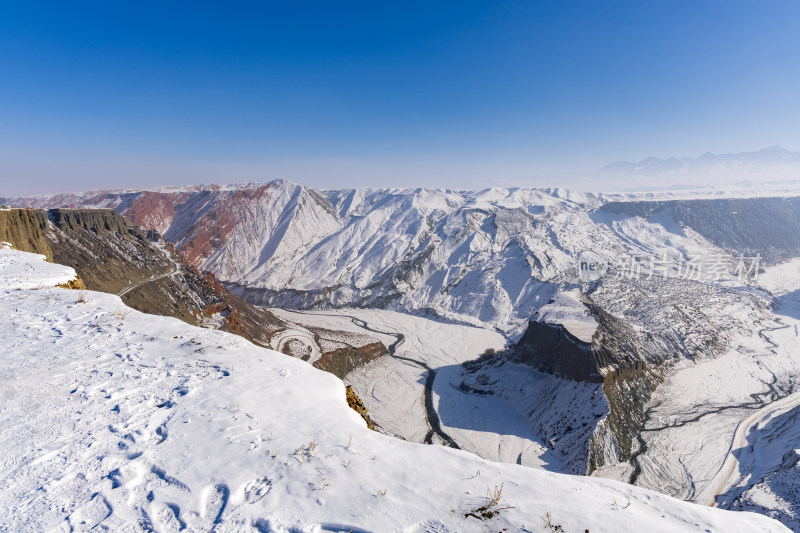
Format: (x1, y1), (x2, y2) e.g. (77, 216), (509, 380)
(2, 1), (800, 196)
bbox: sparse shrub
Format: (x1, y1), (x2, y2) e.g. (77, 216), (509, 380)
(464, 483), (513, 520)
(542, 512), (565, 532)
(293, 440), (319, 463)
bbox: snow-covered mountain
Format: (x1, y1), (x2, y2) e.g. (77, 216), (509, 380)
(0, 245), (788, 532)
(8, 180), (800, 336)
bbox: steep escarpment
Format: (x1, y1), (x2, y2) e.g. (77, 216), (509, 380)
(508, 315), (660, 474)
(47, 208), (172, 294)
(513, 321), (601, 382)
(0, 209), (53, 260)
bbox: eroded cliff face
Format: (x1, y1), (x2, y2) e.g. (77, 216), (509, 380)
(0, 209), (53, 261)
(47, 209), (172, 295)
(513, 321), (601, 382)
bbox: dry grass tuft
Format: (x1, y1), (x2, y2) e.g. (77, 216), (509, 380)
(542, 511), (565, 532)
(464, 483), (513, 521)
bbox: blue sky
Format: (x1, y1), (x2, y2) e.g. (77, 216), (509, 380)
(2, 1), (800, 195)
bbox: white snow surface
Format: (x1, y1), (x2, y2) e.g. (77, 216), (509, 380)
(0, 245), (78, 289)
(534, 288), (597, 343)
(0, 248), (788, 532)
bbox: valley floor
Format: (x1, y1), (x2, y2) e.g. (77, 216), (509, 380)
(600, 258), (800, 529)
(271, 308), (563, 469)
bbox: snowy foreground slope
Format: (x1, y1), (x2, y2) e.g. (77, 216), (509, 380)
(0, 248), (787, 532)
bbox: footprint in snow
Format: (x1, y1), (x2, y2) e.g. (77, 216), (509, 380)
(68, 493), (112, 531)
(243, 477), (272, 504)
(151, 501), (184, 533)
(153, 424), (168, 444)
(411, 520), (457, 533)
(202, 484), (229, 526)
(149, 465), (190, 492)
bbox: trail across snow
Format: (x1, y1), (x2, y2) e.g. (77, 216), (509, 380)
(117, 243), (181, 297)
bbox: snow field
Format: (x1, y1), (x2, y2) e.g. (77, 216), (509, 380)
(0, 245), (79, 289)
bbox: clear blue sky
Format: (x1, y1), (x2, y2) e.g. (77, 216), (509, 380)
(2, 1), (799, 195)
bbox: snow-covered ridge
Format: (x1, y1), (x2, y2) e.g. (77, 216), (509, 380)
(0, 247), (788, 531)
(8, 180), (800, 339)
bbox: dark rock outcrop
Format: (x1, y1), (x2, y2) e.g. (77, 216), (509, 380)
(314, 342), (389, 380)
(346, 385), (375, 430)
(513, 321), (601, 382)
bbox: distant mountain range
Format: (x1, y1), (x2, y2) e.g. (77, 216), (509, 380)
(595, 146), (800, 191)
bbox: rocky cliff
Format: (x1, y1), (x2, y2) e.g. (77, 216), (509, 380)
(0, 209), (53, 261)
(513, 321), (601, 382)
(47, 208), (172, 294)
